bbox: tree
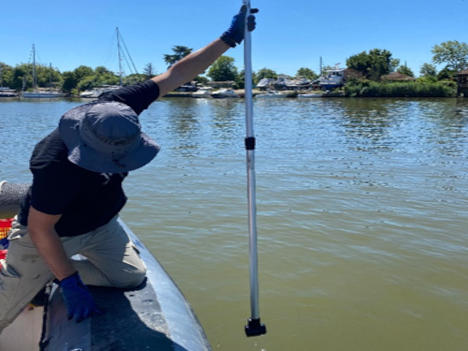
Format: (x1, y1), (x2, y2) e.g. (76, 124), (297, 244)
(11, 64), (32, 90)
(164, 46), (192, 68)
(235, 69), (258, 89)
(432, 40), (468, 72)
(256, 68), (278, 82)
(436, 66), (456, 81)
(73, 65), (94, 81)
(143, 63), (155, 78)
(397, 65), (414, 77)
(194, 75), (209, 85)
(346, 49), (397, 80)
(207, 56), (238, 81)
(62, 71), (78, 93)
(420, 63), (437, 77)
(0, 63), (13, 87)
(296, 67), (318, 80)
(123, 73), (147, 85)
(35, 64), (62, 88)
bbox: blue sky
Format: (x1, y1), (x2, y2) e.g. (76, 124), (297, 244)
(1, 0), (467, 77)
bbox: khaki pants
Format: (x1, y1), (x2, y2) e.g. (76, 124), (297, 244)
(0, 216), (146, 332)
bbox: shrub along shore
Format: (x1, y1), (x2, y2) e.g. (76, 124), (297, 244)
(343, 79), (458, 98)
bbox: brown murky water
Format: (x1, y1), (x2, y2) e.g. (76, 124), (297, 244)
(1, 97), (467, 350)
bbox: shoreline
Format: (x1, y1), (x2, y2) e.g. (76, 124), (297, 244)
(1, 89), (465, 100)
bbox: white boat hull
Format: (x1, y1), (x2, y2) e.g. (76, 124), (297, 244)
(22, 92), (65, 98)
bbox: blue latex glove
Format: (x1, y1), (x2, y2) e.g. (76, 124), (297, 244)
(221, 6), (259, 47)
(58, 272), (101, 322)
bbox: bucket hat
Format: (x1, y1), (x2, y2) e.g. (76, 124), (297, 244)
(59, 101), (160, 173)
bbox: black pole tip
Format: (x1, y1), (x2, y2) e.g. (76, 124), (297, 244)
(245, 318), (267, 337)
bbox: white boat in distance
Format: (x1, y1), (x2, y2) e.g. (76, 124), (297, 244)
(0, 87), (17, 98)
(22, 90), (65, 98)
(80, 85), (120, 99)
(211, 88), (239, 98)
(297, 93), (323, 98)
(192, 87), (213, 98)
(255, 90), (288, 98)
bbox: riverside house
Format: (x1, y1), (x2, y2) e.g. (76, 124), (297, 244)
(457, 69), (468, 96)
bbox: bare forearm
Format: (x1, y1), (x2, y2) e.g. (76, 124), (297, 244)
(171, 38), (230, 82)
(29, 228), (76, 280)
(152, 38), (230, 97)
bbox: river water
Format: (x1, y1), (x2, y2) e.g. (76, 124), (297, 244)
(0, 97), (467, 351)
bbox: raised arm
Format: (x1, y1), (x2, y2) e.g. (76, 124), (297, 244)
(152, 39), (230, 97)
(152, 6), (258, 97)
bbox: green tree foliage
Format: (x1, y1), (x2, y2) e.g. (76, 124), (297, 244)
(207, 56), (238, 82)
(256, 68), (278, 82)
(235, 69), (258, 89)
(74, 65), (94, 81)
(346, 49), (397, 81)
(436, 66), (456, 81)
(123, 73), (147, 85)
(344, 80), (456, 97)
(432, 40), (468, 72)
(420, 63), (437, 77)
(164, 46), (192, 68)
(61, 71), (77, 93)
(397, 65), (414, 77)
(0, 63), (14, 87)
(194, 75), (209, 85)
(34, 65), (62, 88)
(143, 63), (155, 78)
(296, 67), (318, 80)
(5, 63), (63, 90)
(76, 66), (119, 91)
(10, 65), (30, 90)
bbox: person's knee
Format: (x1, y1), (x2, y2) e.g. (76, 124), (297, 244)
(112, 265), (146, 288)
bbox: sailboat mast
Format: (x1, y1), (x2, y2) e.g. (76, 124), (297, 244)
(116, 27), (123, 86)
(32, 44), (37, 90)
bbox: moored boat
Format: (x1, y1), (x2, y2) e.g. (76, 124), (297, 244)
(20, 45), (65, 99)
(80, 85), (120, 99)
(192, 87), (213, 98)
(0, 87), (18, 98)
(297, 93), (323, 98)
(211, 88), (239, 98)
(0, 181), (212, 351)
(255, 90), (288, 98)
(22, 90), (65, 99)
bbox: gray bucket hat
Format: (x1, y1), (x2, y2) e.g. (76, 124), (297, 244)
(59, 101), (160, 173)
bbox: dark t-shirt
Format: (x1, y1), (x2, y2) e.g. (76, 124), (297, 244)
(17, 80), (159, 236)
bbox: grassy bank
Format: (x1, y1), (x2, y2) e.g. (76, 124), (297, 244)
(344, 80), (457, 97)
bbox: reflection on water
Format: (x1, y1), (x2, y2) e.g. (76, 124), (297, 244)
(1, 97), (467, 351)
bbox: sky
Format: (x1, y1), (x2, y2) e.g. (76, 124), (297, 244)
(0, 0), (467, 77)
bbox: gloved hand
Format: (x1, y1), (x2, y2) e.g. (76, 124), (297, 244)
(221, 5), (259, 48)
(58, 272), (101, 322)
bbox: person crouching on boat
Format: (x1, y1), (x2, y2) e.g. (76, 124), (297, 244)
(0, 6), (258, 329)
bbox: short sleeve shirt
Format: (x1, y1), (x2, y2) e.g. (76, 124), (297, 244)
(17, 80), (159, 236)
